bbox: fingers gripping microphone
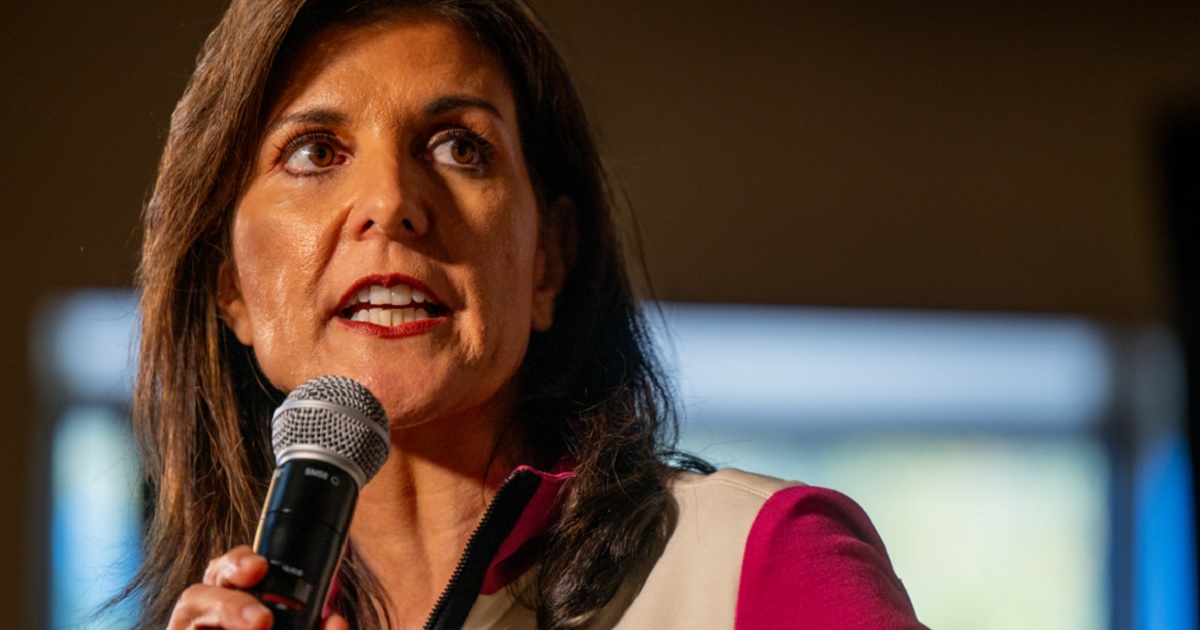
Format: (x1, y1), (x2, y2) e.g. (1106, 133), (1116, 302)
(251, 376), (390, 629)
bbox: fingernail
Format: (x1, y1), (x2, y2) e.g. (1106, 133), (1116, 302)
(219, 562), (238, 581)
(243, 604), (270, 623)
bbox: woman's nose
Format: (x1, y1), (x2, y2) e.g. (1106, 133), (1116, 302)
(349, 153), (430, 239)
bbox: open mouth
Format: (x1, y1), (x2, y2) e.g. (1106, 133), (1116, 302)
(338, 283), (449, 327)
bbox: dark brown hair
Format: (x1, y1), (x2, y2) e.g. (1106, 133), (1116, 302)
(125, 0), (695, 627)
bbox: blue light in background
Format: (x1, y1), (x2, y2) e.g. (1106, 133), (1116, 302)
(652, 303), (1114, 429)
(34, 290), (141, 628)
(652, 302), (1195, 629)
(1136, 436), (1197, 630)
(31, 293), (1198, 629)
(50, 407), (141, 629)
(32, 289), (138, 405)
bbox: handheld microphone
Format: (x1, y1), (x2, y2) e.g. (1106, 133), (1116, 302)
(251, 375), (390, 629)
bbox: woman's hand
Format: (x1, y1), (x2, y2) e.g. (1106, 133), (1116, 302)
(166, 545), (349, 629)
(167, 545), (270, 629)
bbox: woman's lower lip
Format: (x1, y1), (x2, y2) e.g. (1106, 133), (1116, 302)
(337, 315), (446, 338)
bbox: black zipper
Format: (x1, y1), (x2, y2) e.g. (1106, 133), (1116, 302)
(422, 469), (542, 630)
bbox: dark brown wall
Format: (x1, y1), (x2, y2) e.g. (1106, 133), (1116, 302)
(533, 1), (1200, 318)
(2, 1), (1198, 624)
(0, 3), (228, 624)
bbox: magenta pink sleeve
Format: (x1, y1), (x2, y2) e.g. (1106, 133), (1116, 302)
(735, 486), (927, 629)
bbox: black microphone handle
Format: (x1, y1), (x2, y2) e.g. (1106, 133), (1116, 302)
(251, 457), (358, 630)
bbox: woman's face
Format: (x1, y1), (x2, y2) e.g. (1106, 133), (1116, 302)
(219, 16), (564, 431)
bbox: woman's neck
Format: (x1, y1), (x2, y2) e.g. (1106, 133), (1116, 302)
(348, 407), (526, 628)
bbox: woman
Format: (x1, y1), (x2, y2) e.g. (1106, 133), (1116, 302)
(125, 0), (924, 628)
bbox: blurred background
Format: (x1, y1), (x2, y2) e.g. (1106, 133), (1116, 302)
(3, 1), (1199, 628)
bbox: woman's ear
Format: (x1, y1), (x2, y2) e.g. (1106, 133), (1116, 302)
(217, 261), (255, 346)
(531, 196), (577, 332)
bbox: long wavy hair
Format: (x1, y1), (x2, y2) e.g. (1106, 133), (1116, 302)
(123, 0), (694, 627)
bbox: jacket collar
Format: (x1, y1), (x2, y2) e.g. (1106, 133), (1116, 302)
(481, 461), (575, 594)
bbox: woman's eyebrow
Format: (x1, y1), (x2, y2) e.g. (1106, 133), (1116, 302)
(423, 95), (503, 119)
(262, 108), (348, 137)
(261, 98), (501, 138)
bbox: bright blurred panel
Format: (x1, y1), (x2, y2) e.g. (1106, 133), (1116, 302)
(679, 430), (1108, 630)
(34, 290), (142, 628)
(32, 289), (139, 405)
(51, 406), (141, 629)
(654, 303), (1114, 429)
(652, 302), (1192, 630)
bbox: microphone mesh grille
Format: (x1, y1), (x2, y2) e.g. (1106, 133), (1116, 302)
(271, 376), (390, 482)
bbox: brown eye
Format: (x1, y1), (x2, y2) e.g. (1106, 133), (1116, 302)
(283, 140), (341, 173)
(450, 139), (476, 165)
(431, 131), (490, 169)
(306, 143), (337, 167)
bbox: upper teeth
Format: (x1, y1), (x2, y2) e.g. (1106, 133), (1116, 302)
(351, 307), (431, 326)
(357, 284), (426, 307)
(347, 284), (434, 327)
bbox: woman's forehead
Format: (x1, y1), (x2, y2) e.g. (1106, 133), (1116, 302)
(266, 15), (515, 124)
